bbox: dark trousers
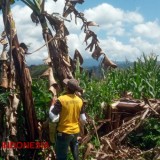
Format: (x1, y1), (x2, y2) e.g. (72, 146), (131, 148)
(55, 132), (79, 160)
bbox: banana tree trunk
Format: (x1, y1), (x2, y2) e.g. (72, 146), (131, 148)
(39, 15), (61, 80)
(12, 49), (38, 141)
(1, 0), (38, 141)
(38, 14), (73, 87)
(21, 0), (73, 88)
(39, 14), (73, 87)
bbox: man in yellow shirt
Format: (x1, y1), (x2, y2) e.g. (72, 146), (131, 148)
(49, 78), (87, 160)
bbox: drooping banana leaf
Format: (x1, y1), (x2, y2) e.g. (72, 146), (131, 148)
(33, 0), (43, 12)
(21, 0), (39, 13)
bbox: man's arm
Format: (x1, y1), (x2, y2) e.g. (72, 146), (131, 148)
(49, 99), (62, 122)
(80, 105), (87, 124)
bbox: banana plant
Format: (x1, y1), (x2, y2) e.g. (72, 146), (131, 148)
(0, 0), (39, 144)
(21, 0), (74, 88)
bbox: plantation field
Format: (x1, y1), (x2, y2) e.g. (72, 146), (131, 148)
(1, 0), (160, 159)
(30, 54), (160, 159)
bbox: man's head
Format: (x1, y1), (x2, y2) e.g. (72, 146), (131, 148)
(63, 78), (82, 93)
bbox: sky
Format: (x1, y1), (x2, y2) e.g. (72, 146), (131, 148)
(0, 0), (160, 66)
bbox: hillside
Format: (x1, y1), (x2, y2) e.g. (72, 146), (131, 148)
(29, 64), (48, 78)
(29, 60), (134, 78)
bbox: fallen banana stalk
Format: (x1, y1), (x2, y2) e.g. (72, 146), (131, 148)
(101, 108), (151, 145)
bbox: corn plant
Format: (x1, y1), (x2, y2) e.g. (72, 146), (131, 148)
(77, 53), (160, 151)
(77, 53), (160, 119)
(32, 78), (52, 120)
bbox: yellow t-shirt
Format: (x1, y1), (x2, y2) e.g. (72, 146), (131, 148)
(57, 94), (83, 134)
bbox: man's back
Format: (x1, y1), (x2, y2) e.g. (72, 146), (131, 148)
(57, 94), (83, 134)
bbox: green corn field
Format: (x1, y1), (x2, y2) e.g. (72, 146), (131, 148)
(29, 53), (160, 159)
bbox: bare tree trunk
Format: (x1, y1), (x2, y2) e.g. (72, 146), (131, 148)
(38, 14), (73, 88)
(1, 0), (38, 142)
(12, 49), (38, 141)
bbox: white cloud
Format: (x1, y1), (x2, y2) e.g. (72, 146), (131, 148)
(124, 11), (144, 23)
(134, 21), (160, 39)
(84, 3), (144, 37)
(12, 5), (32, 24)
(45, 0), (64, 14)
(84, 3), (124, 24)
(130, 37), (160, 55)
(100, 37), (141, 61)
(107, 27), (125, 36)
